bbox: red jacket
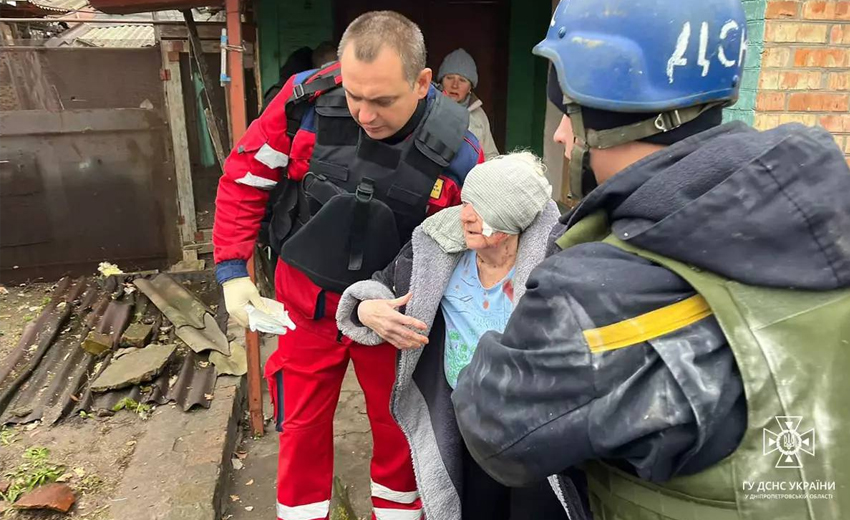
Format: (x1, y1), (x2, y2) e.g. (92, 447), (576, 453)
(213, 65), (485, 283)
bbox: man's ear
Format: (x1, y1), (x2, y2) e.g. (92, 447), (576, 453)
(415, 68), (432, 98)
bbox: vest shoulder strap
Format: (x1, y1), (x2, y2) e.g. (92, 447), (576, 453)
(414, 92), (470, 167)
(284, 63), (343, 140)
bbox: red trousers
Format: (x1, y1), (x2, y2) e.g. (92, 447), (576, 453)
(266, 261), (422, 520)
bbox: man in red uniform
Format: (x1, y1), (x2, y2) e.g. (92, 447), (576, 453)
(213, 11), (483, 520)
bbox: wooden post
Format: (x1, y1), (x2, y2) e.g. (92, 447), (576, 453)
(160, 39), (198, 261)
(182, 9), (229, 168)
(225, 0), (247, 145)
(225, 0), (264, 438)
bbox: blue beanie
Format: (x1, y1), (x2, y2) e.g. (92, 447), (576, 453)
(437, 49), (478, 89)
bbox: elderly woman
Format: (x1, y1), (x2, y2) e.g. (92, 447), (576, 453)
(336, 153), (566, 520)
(438, 49), (499, 160)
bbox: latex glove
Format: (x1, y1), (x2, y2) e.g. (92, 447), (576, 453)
(222, 277), (267, 328)
(357, 293), (429, 350)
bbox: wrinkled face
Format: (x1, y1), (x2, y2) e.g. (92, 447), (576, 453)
(340, 43), (431, 140)
(441, 74), (472, 102)
(460, 202), (507, 250)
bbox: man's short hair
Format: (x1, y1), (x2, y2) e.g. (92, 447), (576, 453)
(338, 11), (427, 85)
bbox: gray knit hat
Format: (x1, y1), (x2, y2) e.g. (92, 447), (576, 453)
(423, 152), (553, 253)
(437, 48), (479, 89)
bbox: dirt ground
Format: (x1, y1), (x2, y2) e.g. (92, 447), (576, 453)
(0, 414), (147, 519)
(0, 282), (148, 518)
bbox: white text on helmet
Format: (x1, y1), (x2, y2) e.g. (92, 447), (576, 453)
(667, 20), (747, 84)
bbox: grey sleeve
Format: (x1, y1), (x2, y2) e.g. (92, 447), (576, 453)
(451, 243), (745, 487)
(336, 280), (396, 346)
(336, 241), (412, 345)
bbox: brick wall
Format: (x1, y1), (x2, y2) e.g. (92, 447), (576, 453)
(755, 0), (850, 165)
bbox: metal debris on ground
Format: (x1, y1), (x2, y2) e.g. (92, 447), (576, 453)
(209, 342), (248, 376)
(90, 344), (177, 392)
(134, 274), (230, 355)
(85, 349), (216, 413)
(0, 270), (226, 427)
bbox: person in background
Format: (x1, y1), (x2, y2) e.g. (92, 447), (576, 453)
(262, 46), (314, 109)
(438, 49), (499, 160)
(336, 152), (566, 520)
(311, 40), (337, 69)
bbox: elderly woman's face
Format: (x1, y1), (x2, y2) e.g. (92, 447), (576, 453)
(441, 74), (472, 102)
(460, 202), (507, 250)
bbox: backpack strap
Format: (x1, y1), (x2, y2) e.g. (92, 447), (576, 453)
(284, 62), (343, 140)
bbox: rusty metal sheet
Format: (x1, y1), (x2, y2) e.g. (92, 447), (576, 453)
(134, 274), (208, 329)
(134, 273), (229, 355)
(0, 277), (89, 424)
(88, 349), (216, 413)
(0, 271), (223, 425)
(94, 300), (134, 347)
(168, 349), (216, 411)
(175, 313), (230, 356)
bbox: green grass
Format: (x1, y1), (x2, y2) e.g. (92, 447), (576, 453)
(112, 398), (152, 419)
(0, 426), (17, 446)
(0, 447), (66, 502)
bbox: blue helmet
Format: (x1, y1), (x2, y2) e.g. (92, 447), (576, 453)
(534, 0), (747, 112)
(537, 0), (747, 201)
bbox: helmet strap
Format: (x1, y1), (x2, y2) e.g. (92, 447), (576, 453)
(564, 100), (725, 201)
(566, 102), (591, 201)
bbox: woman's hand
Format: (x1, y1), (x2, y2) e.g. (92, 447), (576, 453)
(357, 293), (429, 350)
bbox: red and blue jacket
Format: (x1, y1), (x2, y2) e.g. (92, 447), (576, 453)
(214, 64), (484, 284)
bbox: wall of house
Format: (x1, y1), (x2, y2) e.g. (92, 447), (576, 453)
(256, 0), (334, 94)
(505, 0), (550, 157)
(752, 0), (850, 166)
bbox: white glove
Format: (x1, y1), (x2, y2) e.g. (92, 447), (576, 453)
(222, 277), (267, 328)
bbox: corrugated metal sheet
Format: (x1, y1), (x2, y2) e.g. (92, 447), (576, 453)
(134, 273), (229, 355)
(87, 0), (220, 15)
(0, 271), (225, 425)
(0, 0), (89, 16)
(31, 0), (90, 12)
(75, 24), (155, 48)
(85, 349), (216, 413)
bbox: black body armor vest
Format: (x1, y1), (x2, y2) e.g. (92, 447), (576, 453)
(271, 68), (470, 293)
